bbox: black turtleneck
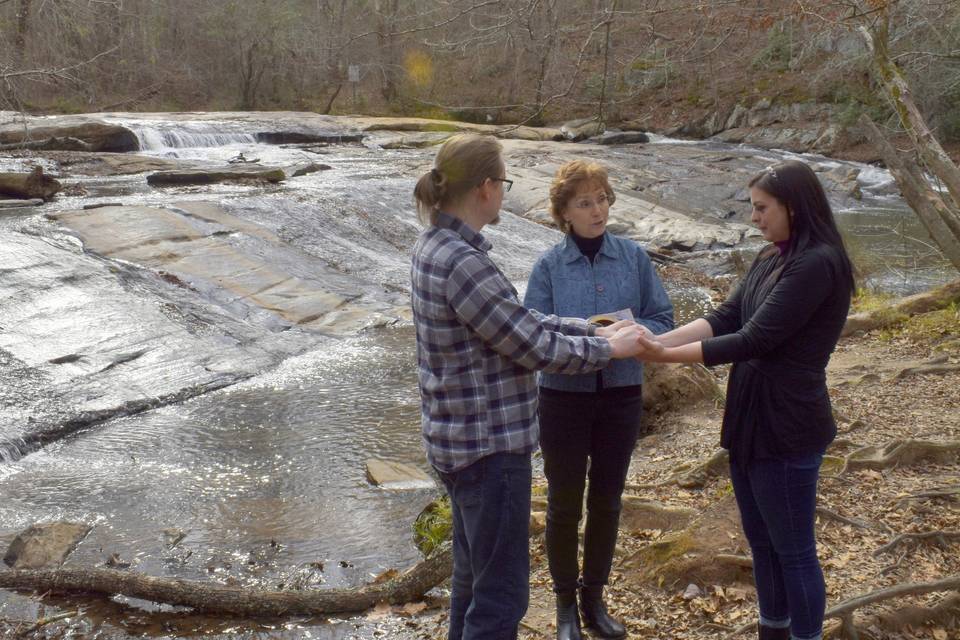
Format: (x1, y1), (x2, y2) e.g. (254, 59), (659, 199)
(571, 230), (604, 263)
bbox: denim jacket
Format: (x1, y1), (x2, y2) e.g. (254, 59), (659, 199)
(524, 233), (674, 392)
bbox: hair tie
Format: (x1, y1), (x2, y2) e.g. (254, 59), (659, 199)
(431, 168), (441, 181)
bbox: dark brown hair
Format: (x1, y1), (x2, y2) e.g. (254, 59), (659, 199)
(749, 160), (856, 293)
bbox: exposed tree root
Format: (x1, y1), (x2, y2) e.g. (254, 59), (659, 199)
(868, 592), (960, 637)
(724, 575), (960, 639)
(0, 543), (453, 617)
(893, 363), (960, 379)
(897, 486), (960, 506)
(629, 439), (958, 492)
(626, 448), (730, 490)
(841, 439), (960, 473)
(815, 506), (884, 532)
(873, 530), (960, 557)
(623, 495), (752, 589)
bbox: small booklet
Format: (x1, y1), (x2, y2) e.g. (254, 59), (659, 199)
(587, 308), (634, 326)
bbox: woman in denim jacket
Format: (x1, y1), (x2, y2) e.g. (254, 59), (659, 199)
(524, 160), (674, 640)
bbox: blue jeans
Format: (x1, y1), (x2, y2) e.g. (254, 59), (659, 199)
(729, 454), (825, 640)
(436, 452), (532, 640)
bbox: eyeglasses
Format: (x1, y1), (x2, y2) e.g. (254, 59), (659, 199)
(571, 194), (609, 210)
(489, 177), (513, 192)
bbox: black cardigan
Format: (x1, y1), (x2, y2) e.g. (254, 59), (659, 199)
(701, 244), (851, 465)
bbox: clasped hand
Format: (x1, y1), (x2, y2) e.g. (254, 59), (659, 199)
(596, 319), (664, 360)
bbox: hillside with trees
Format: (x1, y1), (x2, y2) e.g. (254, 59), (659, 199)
(2, 1), (958, 152)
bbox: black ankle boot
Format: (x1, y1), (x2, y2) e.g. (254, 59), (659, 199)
(556, 591), (582, 640)
(757, 623), (791, 640)
(579, 585), (625, 639)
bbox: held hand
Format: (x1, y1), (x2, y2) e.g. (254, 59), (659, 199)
(607, 323), (649, 359)
(594, 319), (635, 338)
(634, 334), (666, 362)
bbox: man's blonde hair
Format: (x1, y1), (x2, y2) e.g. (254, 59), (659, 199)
(413, 134), (504, 225)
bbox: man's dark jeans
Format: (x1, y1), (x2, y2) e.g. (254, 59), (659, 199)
(729, 454), (825, 640)
(538, 387), (642, 593)
(436, 452), (532, 640)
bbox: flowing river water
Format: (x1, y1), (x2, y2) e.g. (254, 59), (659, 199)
(0, 115), (953, 639)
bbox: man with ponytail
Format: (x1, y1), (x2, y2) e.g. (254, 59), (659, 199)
(411, 134), (649, 640)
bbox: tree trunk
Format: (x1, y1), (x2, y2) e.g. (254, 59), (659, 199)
(0, 167), (61, 201)
(376, 0), (399, 103)
(858, 15), (960, 275)
(859, 115), (960, 271)
(14, 0), (32, 64)
(859, 20), (960, 225)
(0, 543), (452, 617)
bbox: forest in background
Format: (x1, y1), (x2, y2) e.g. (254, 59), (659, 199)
(1, 0), (959, 140)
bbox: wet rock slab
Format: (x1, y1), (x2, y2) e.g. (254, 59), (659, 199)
(0, 230), (315, 454)
(3, 522), (92, 569)
(48, 201), (402, 332)
(365, 459), (434, 489)
(0, 198), (43, 209)
(0, 116), (138, 152)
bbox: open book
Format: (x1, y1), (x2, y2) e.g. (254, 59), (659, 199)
(587, 308), (634, 326)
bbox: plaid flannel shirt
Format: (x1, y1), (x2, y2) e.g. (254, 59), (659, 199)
(411, 213), (612, 473)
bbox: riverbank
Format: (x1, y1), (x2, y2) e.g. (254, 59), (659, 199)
(398, 292), (960, 640)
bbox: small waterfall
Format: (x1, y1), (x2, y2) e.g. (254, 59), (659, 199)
(0, 436), (27, 463)
(129, 122), (258, 151)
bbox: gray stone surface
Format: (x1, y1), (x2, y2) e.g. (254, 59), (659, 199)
(365, 459), (433, 489)
(0, 116), (138, 152)
(3, 522), (92, 569)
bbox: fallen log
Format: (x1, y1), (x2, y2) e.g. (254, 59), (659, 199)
(146, 166), (285, 186)
(0, 167), (61, 201)
(0, 542), (452, 617)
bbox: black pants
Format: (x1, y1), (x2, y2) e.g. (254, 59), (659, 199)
(538, 385), (643, 593)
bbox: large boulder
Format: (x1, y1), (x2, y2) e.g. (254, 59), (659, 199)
(0, 167), (61, 200)
(0, 118), (138, 152)
(4, 522), (92, 569)
(643, 362), (720, 414)
(560, 118), (605, 142)
(595, 130), (650, 145)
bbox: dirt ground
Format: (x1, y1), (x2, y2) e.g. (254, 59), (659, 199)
(406, 304), (960, 640)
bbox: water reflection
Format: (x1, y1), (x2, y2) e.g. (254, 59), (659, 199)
(837, 202), (952, 295)
(0, 327), (433, 614)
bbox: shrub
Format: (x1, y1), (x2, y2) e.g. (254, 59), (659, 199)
(412, 495), (452, 557)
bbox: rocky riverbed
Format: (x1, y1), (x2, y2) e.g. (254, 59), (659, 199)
(0, 111), (954, 639)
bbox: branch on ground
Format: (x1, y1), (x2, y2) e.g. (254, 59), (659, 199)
(724, 575), (960, 639)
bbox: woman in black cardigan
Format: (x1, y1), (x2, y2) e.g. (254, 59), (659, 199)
(636, 160), (855, 640)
